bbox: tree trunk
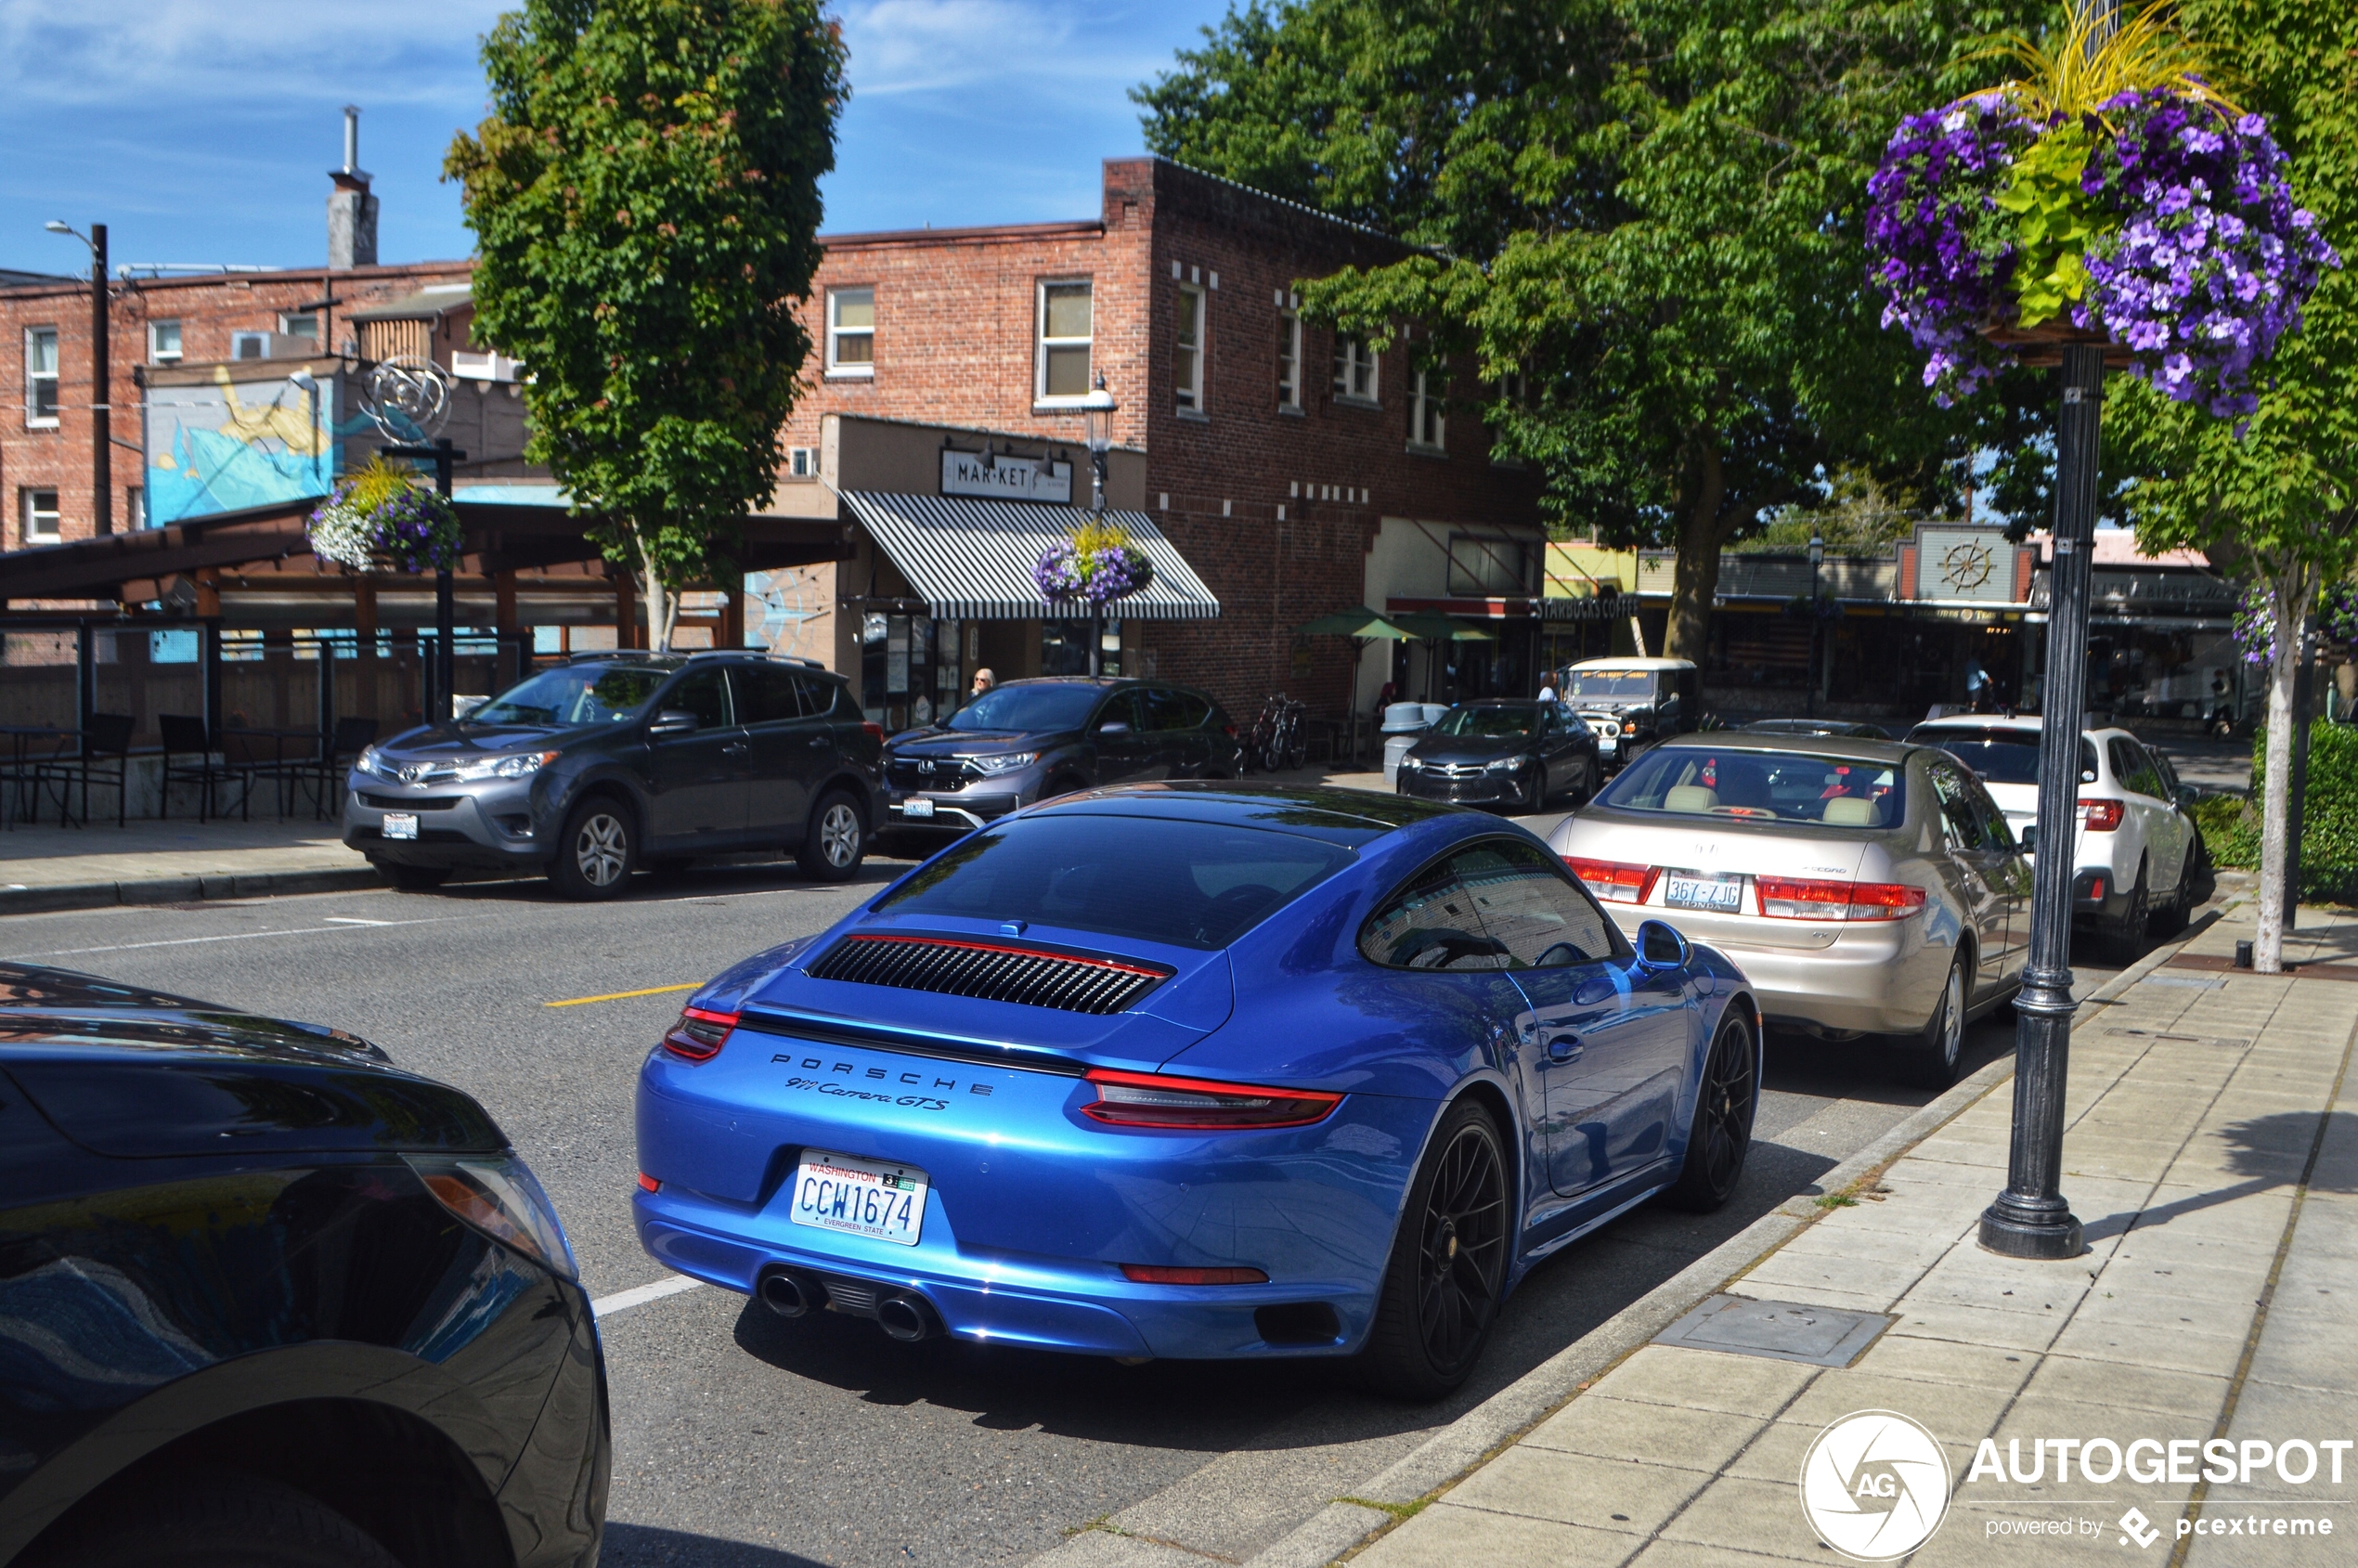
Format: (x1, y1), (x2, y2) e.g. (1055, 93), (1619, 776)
(633, 527), (673, 654)
(1663, 443), (1727, 664)
(2254, 561), (2316, 974)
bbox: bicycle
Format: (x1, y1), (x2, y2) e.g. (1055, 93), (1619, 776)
(1240, 694), (1283, 774)
(1261, 696), (1308, 773)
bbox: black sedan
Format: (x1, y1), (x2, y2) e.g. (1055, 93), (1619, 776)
(1394, 700), (1600, 810)
(0, 964), (606, 1568)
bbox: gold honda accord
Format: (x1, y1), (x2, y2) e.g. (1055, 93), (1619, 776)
(1546, 732), (2030, 1086)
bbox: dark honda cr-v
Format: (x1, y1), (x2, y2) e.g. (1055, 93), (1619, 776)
(343, 651), (887, 899)
(880, 677), (1242, 848)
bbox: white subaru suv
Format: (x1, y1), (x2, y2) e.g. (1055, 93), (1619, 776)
(1905, 718), (2209, 945)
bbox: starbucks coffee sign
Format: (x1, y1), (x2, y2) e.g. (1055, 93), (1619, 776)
(941, 449), (1072, 505)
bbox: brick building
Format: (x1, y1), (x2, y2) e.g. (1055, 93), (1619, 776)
(770, 157), (1552, 723)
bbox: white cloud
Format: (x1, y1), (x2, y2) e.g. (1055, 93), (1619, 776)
(836, 0), (1168, 99)
(0, 0), (506, 109)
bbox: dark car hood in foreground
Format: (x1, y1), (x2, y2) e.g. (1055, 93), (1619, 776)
(374, 720), (579, 759)
(888, 726), (1069, 757)
(0, 963), (504, 1160)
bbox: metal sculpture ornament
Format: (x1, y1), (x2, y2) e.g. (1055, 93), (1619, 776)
(361, 354), (453, 442)
(1798, 1410), (1952, 1561)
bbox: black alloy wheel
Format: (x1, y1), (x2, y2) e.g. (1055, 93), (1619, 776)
(1361, 1102), (1509, 1400)
(2112, 861), (2150, 962)
(1666, 1012), (1758, 1211)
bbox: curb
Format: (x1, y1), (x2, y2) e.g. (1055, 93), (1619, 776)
(0, 865), (385, 916)
(1242, 936), (2191, 1568)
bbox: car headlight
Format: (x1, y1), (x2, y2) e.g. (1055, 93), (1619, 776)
(356, 745), (393, 780)
(1400, 755), (1424, 770)
(1485, 756), (1524, 771)
(965, 751), (1038, 775)
(407, 1152), (579, 1281)
(453, 749), (559, 783)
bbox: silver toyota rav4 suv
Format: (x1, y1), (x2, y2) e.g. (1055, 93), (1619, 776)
(343, 651), (886, 899)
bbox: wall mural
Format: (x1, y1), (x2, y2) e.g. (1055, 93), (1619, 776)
(142, 365), (357, 525)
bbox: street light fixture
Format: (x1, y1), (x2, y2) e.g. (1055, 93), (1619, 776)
(1077, 376), (1120, 677)
(44, 219), (112, 536)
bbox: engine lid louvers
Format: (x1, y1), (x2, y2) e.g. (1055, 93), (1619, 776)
(807, 934), (1171, 1016)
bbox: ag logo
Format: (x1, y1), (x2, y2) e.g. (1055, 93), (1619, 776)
(1798, 1410), (1951, 1561)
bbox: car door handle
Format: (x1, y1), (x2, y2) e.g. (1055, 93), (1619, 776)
(1547, 1033), (1583, 1064)
(722, 741), (749, 756)
(807, 735), (830, 748)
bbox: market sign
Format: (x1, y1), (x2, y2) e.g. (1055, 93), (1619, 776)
(940, 449), (1071, 505)
(1913, 527), (2023, 604)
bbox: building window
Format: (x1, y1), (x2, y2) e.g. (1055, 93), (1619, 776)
(1332, 335), (1377, 404)
(25, 328), (58, 426)
(1036, 280), (1094, 402)
(1409, 369), (1447, 451)
(1276, 312), (1302, 409)
(1173, 284), (1205, 414)
(20, 488), (60, 545)
(278, 313), (319, 343)
(127, 486), (146, 528)
(149, 320), (183, 365)
(231, 331), (271, 360)
(827, 287), (874, 375)
(1449, 534), (1532, 595)
(788, 447), (817, 478)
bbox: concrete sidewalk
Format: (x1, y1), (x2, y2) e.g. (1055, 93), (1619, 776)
(1336, 901), (2358, 1567)
(0, 817), (382, 914)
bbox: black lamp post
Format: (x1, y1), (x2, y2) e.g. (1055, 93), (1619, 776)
(1807, 528), (1825, 718)
(1079, 375), (1119, 678)
(44, 220), (111, 537)
(1979, 339), (2102, 1261)
(380, 439), (465, 725)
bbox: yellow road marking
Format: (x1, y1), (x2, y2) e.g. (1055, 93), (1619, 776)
(544, 982), (698, 1008)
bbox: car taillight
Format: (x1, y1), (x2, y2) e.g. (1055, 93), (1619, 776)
(2079, 798), (2125, 831)
(662, 1006), (738, 1062)
(1081, 1068), (1341, 1130)
(1566, 857), (1661, 905)
(1755, 877), (1928, 922)
(1120, 1263), (1270, 1285)
(862, 721), (886, 744)
(637, 1173), (661, 1193)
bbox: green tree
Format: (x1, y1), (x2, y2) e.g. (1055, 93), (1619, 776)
(2113, 0), (2357, 971)
(447, 0), (846, 648)
(1142, 0), (2047, 661)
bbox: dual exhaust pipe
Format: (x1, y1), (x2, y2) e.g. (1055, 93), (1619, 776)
(758, 1266), (939, 1342)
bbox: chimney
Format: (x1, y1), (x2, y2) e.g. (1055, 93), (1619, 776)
(328, 105), (379, 270)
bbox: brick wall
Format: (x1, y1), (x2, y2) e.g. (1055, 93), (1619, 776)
(1, 262), (472, 554)
(784, 157), (1544, 717)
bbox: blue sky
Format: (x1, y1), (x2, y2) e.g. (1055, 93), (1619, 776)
(0, 0), (1234, 276)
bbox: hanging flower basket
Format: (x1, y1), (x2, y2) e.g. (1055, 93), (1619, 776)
(307, 457), (463, 574)
(1033, 520), (1155, 607)
(1865, 6), (2339, 416)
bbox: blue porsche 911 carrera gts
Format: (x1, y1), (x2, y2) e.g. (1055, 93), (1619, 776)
(633, 783), (1759, 1398)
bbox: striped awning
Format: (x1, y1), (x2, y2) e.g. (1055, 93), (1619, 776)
(840, 492), (1222, 621)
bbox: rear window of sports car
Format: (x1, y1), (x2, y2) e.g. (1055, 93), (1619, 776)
(873, 815), (1354, 950)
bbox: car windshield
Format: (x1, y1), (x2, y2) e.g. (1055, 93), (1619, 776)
(873, 814), (1354, 950)
(1566, 670), (1656, 699)
(1598, 746), (1909, 828)
(470, 664), (670, 727)
(1909, 729), (2098, 786)
(944, 683), (1103, 734)
(1434, 706), (1538, 738)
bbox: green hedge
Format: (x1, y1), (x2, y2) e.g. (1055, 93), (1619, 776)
(2196, 720), (2358, 904)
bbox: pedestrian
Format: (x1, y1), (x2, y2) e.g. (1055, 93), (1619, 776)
(1536, 674), (1558, 704)
(969, 667), (996, 699)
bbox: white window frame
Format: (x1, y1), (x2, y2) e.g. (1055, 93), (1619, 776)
(21, 488), (60, 544)
(1409, 369), (1447, 452)
(787, 447), (817, 478)
(278, 312), (319, 343)
(1276, 311), (1302, 410)
(24, 327), (59, 428)
(126, 486), (146, 529)
(148, 319), (183, 366)
(1332, 335), (1378, 405)
(1034, 279), (1095, 406)
(826, 286), (875, 377)
(1173, 283), (1206, 416)
(231, 330), (271, 360)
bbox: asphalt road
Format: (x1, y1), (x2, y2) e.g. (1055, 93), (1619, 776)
(0, 852), (2210, 1568)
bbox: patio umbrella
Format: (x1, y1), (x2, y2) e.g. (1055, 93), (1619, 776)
(1292, 605), (1423, 641)
(1388, 611), (1495, 642)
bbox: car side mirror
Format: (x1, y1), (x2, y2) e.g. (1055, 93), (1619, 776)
(2018, 823), (2037, 853)
(1634, 918), (1689, 970)
(1097, 720), (1131, 736)
(2176, 784), (2200, 810)
(648, 709), (699, 737)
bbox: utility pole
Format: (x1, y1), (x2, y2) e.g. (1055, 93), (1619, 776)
(91, 224), (110, 536)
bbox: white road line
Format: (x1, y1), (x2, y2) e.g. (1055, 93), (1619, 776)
(590, 1274), (706, 1318)
(6, 912), (489, 961)
(322, 915), (395, 927)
